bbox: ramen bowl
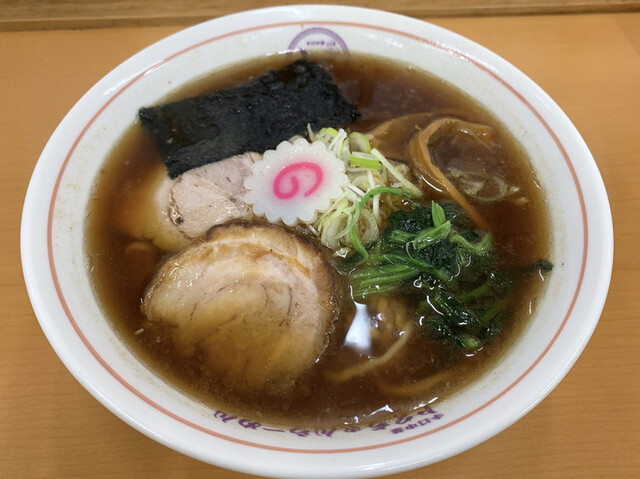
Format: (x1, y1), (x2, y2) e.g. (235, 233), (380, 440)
(21, 5), (613, 478)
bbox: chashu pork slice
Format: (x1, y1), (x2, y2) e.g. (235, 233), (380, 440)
(141, 221), (339, 395)
(118, 152), (260, 251)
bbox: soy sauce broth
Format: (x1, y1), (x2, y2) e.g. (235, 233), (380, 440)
(86, 52), (551, 428)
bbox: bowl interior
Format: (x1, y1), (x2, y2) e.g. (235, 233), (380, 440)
(21, 5), (613, 478)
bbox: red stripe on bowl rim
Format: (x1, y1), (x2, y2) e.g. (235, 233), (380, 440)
(46, 20), (588, 454)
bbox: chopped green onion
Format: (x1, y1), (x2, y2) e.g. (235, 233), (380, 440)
(371, 148), (422, 197)
(348, 131), (372, 153)
(328, 129), (347, 156)
(349, 153), (382, 170)
(319, 127), (339, 137)
(348, 186), (418, 258)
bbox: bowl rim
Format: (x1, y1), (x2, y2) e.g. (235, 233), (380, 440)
(21, 5), (614, 478)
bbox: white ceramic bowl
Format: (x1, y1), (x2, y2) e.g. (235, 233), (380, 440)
(21, 5), (613, 478)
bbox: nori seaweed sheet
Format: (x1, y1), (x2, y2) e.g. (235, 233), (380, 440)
(138, 59), (361, 178)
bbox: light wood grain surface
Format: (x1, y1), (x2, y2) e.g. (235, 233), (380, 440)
(1, 0), (640, 30)
(2, 10), (639, 479)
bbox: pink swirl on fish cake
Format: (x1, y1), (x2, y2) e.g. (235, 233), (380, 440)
(272, 161), (324, 199)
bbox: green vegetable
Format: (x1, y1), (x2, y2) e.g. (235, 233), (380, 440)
(346, 186), (418, 258)
(343, 200), (553, 354)
(347, 200), (494, 297)
(348, 131), (372, 153)
(431, 201), (447, 227)
(349, 152), (382, 170)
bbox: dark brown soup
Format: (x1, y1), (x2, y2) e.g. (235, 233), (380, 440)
(86, 52), (551, 428)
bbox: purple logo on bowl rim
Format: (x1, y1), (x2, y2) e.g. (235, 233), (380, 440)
(288, 27), (349, 53)
(211, 404), (444, 438)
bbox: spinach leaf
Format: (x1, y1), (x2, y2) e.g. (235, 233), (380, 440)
(344, 200), (552, 354)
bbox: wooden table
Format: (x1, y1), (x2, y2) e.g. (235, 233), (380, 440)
(2, 8), (639, 479)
